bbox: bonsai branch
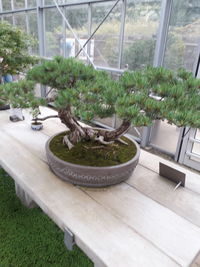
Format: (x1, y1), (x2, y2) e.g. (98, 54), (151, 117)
(32, 115), (59, 121)
(98, 120), (131, 142)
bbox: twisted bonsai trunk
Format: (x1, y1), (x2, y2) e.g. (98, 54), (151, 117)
(58, 107), (95, 149)
(99, 120), (131, 142)
(36, 107), (131, 149)
(58, 107), (131, 149)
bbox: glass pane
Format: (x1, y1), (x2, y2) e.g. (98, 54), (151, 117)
(91, 1), (122, 68)
(64, 5), (88, 61)
(2, 16), (13, 24)
(150, 120), (181, 154)
(13, 0), (25, 10)
(163, 0), (200, 71)
(195, 129), (200, 140)
(95, 116), (115, 128)
(2, 0), (11, 11)
(191, 143), (200, 159)
(45, 0), (64, 5)
(28, 11), (39, 55)
(45, 0), (54, 5)
(190, 130), (200, 162)
(45, 8), (63, 57)
(65, 0), (92, 3)
(122, 0), (161, 70)
(14, 13), (27, 31)
(28, 0), (36, 8)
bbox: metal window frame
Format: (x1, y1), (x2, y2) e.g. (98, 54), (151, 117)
(153, 0), (173, 67)
(62, 0), (67, 58)
(179, 128), (200, 171)
(75, 0), (121, 59)
(37, 0), (46, 97)
(53, 0), (95, 68)
(176, 39), (200, 168)
(37, 0), (46, 58)
(43, 0), (117, 9)
(10, 0), (15, 25)
(87, 3), (92, 63)
(0, 0), (3, 21)
(118, 0), (126, 69)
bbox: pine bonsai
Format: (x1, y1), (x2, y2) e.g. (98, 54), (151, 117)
(0, 22), (36, 80)
(0, 22), (37, 109)
(1, 56), (200, 150)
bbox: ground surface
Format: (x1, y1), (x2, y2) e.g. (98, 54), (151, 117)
(0, 168), (93, 267)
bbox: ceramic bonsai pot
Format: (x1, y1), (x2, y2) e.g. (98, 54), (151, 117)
(45, 131), (140, 187)
(31, 122), (43, 131)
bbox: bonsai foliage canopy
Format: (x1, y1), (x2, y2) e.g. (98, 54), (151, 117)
(118, 67), (200, 128)
(2, 56), (200, 149)
(0, 22), (37, 78)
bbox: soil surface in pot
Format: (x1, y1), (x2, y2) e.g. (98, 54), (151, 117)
(50, 132), (137, 167)
(32, 122), (42, 125)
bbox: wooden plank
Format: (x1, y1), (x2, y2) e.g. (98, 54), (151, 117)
(127, 165), (200, 228)
(0, 124), (48, 160)
(83, 182), (200, 267)
(0, 131), (179, 267)
(140, 150), (200, 195)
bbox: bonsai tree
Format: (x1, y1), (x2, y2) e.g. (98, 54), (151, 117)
(1, 56), (200, 149)
(0, 79), (45, 111)
(0, 22), (37, 109)
(0, 22), (36, 81)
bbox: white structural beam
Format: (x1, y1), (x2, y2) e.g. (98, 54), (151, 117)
(53, 0), (96, 68)
(153, 0), (173, 67)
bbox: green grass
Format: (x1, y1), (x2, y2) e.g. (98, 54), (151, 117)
(0, 168), (93, 267)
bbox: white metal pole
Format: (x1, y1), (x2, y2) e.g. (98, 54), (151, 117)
(53, 0), (96, 68)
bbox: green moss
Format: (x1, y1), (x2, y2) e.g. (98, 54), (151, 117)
(0, 168), (93, 267)
(49, 132), (137, 167)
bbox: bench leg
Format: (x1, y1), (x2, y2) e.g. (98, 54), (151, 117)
(15, 182), (37, 208)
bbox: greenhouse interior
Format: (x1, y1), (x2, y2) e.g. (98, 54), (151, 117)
(0, 0), (200, 266)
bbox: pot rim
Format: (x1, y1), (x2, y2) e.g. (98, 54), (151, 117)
(46, 130), (140, 170)
(31, 122), (43, 125)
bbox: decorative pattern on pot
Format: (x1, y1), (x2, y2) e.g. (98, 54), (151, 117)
(46, 132), (140, 187)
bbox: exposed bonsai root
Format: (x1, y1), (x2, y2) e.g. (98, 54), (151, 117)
(63, 135), (74, 150)
(83, 145), (105, 150)
(95, 135), (114, 145)
(117, 138), (128, 145)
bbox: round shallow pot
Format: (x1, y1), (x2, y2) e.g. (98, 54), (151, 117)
(31, 122), (43, 131)
(46, 131), (140, 187)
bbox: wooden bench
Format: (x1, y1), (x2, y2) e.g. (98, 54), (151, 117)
(1, 107), (200, 267)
